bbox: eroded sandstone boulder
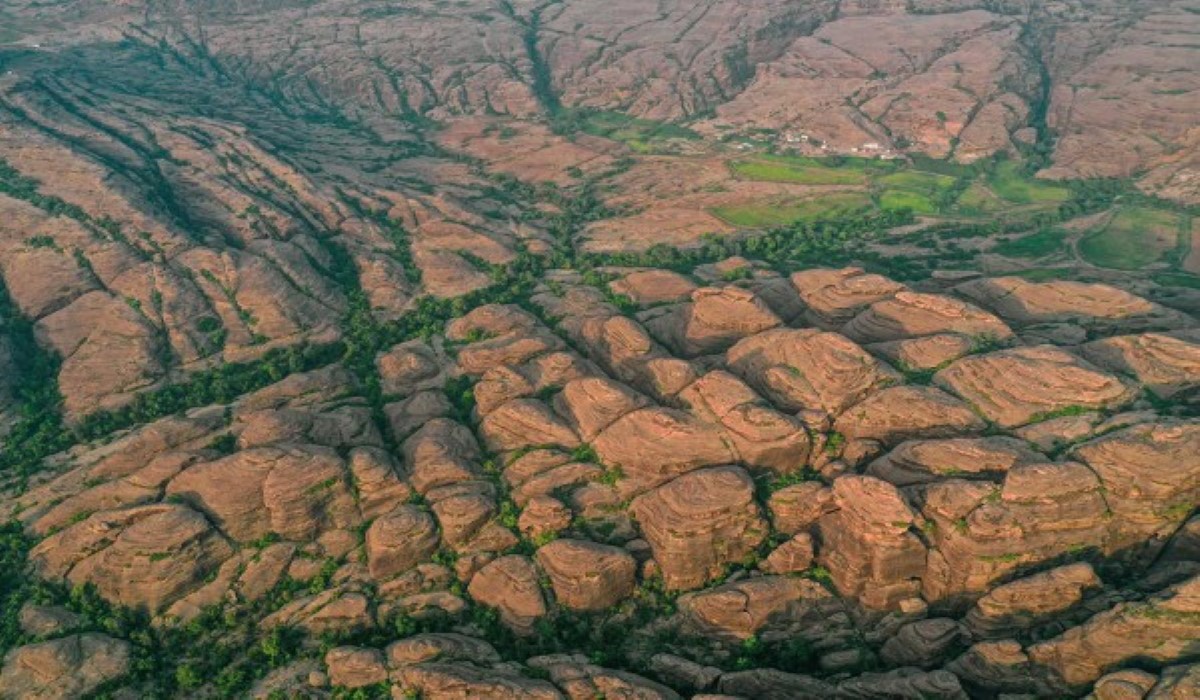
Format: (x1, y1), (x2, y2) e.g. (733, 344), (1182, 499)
(536, 539), (636, 611)
(841, 291), (1013, 345)
(0, 633), (131, 700)
(817, 476), (926, 609)
(955, 277), (1192, 333)
(727, 328), (900, 416)
(631, 466), (767, 590)
(645, 286), (782, 357)
(790, 268), (906, 329)
(467, 554), (547, 633)
(935, 346), (1137, 428)
(1080, 333), (1200, 399)
(365, 506), (440, 581)
(1027, 574), (1200, 690)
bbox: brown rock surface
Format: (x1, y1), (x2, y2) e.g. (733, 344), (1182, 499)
(30, 504), (233, 614)
(467, 555), (547, 633)
(592, 408), (734, 487)
(935, 346), (1138, 428)
(535, 539), (636, 611)
(631, 467), (767, 590)
(965, 563), (1101, 639)
(678, 370), (811, 472)
(834, 385), (985, 445)
(1027, 574), (1200, 689)
(767, 481), (836, 535)
(0, 634), (131, 700)
(324, 647), (388, 689)
(609, 269), (698, 306)
(1071, 421), (1200, 554)
(955, 278), (1192, 332)
(866, 437), (1041, 487)
(727, 328), (900, 415)
(841, 291), (1013, 345)
(365, 506), (440, 581)
(1080, 333), (1200, 399)
(790, 268), (906, 328)
(528, 654), (681, 700)
(818, 476), (926, 609)
(646, 286), (782, 358)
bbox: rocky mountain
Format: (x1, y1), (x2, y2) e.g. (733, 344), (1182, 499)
(0, 2), (1197, 699)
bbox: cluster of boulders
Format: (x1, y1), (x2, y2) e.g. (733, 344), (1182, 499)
(3, 266), (1198, 698)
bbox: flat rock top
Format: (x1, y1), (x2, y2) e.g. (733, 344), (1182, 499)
(935, 345), (1138, 428)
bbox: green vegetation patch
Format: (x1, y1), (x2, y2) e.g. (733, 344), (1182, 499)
(993, 227), (1068, 259)
(711, 192), (874, 228)
(987, 161), (1070, 205)
(1155, 272), (1200, 289)
(1079, 206), (1184, 270)
(876, 170), (959, 215)
(562, 109), (700, 153)
(729, 154), (868, 186)
(954, 181), (1009, 214)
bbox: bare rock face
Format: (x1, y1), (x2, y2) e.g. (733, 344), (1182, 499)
(869, 333), (978, 373)
(365, 506), (440, 581)
(1071, 421), (1200, 555)
(535, 539), (636, 611)
(955, 277), (1193, 333)
(555, 377), (649, 442)
(30, 504), (233, 614)
(866, 437), (1041, 487)
(528, 654), (682, 700)
(0, 633), (131, 700)
(646, 286), (782, 357)
(790, 268), (906, 329)
(965, 563), (1101, 639)
(837, 668), (968, 700)
(718, 669), (835, 699)
(834, 385), (985, 445)
(571, 313), (699, 401)
(593, 408), (734, 488)
(1027, 574), (1200, 690)
(879, 619), (965, 669)
(921, 461), (1110, 603)
(727, 328), (900, 416)
(392, 663), (564, 700)
(678, 370), (811, 472)
(1080, 333), (1200, 400)
(935, 346), (1138, 429)
(841, 291), (1013, 345)
(166, 445), (358, 543)
(631, 467), (768, 590)
(467, 555), (547, 632)
(1147, 664), (1200, 699)
(376, 341), (445, 396)
(679, 576), (845, 641)
(762, 533), (815, 575)
(609, 269), (697, 306)
(324, 647), (388, 689)
(1092, 669), (1161, 700)
(818, 476), (926, 609)
(768, 481), (836, 535)
(479, 398), (582, 453)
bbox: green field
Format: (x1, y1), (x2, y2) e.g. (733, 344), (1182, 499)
(711, 192), (874, 228)
(1154, 272), (1200, 289)
(730, 154), (868, 185)
(987, 161), (1070, 205)
(1079, 207), (1184, 270)
(993, 227), (1068, 259)
(877, 171), (958, 214)
(570, 110), (700, 153)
